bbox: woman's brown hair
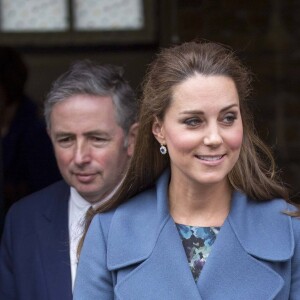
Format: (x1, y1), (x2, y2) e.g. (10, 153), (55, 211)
(78, 40), (299, 255)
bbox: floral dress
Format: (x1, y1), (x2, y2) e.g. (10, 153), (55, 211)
(176, 224), (221, 282)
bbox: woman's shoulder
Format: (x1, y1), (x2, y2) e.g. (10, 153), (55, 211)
(232, 191), (294, 215)
(94, 186), (158, 233)
(231, 192), (300, 231)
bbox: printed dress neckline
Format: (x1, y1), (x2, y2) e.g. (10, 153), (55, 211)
(176, 224), (221, 282)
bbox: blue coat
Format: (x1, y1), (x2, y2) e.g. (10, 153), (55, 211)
(0, 181), (73, 300)
(74, 170), (300, 300)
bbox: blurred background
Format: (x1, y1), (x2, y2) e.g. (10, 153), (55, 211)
(0, 0), (300, 233)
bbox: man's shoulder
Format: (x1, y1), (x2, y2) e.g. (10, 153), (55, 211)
(7, 180), (69, 218)
(28, 180), (69, 198)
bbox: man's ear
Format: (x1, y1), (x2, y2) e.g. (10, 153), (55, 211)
(126, 122), (139, 157)
(152, 116), (165, 145)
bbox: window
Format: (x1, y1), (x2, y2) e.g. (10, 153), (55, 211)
(1, 0), (68, 32)
(74, 0), (144, 31)
(0, 0), (155, 46)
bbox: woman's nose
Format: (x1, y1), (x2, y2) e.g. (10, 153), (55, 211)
(203, 125), (223, 146)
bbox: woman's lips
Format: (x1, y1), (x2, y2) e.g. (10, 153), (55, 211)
(196, 155), (224, 161)
(195, 154), (225, 165)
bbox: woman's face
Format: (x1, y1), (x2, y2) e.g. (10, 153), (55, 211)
(152, 74), (243, 188)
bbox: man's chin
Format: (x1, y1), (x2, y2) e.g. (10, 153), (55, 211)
(77, 188), (103, 204)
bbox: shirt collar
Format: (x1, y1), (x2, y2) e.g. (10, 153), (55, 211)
(70, 187), (91, 211)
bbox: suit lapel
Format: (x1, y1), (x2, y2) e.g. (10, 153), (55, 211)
(37, 183), (73, 300)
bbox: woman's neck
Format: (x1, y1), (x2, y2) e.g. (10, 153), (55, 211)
(168, 178), (232, 227)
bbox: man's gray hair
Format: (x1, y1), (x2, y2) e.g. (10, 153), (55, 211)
(44, 60), (138, 134)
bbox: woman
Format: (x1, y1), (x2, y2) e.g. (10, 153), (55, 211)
(73, 41), (300, 300)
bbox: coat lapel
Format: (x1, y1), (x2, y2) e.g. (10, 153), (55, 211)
(37, 183), (73, 300)
(107, 170), (202, 299)
(197, 218), (284, 299)
(114, 216), (203, 300)
(197, 191), (293, 299)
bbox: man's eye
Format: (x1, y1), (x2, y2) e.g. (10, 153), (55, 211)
(57, 137), (73, 147)
(91, 136), (106, 142)
(58, 137), (72, 143)
(90, 136), (109, 147)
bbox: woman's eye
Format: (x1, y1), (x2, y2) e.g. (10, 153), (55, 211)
(223, 113), (237, 124)
(184, 118), (201, 127)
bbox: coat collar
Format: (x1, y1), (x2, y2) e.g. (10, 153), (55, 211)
(228, 190), (294, 261)
(107, 170), (292, 299)
(107, 169), (170, 269)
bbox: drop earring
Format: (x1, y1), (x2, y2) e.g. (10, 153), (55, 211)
(160, 144), (167, 155)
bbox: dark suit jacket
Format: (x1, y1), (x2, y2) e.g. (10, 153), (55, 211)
(0, 181), (73, 300)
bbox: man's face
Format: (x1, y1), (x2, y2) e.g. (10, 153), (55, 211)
(48, 94), (131, 203)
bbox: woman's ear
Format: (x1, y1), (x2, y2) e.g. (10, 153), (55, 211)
(152, 116), (165, 144)
(126, 122), (139, 157)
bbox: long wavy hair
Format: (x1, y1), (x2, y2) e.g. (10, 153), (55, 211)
(78, 40), (299, 255)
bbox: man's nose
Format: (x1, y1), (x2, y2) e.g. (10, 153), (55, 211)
(74, 142), (91, 165)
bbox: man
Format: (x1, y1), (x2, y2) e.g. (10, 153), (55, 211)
(0, 60), (138, 300)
